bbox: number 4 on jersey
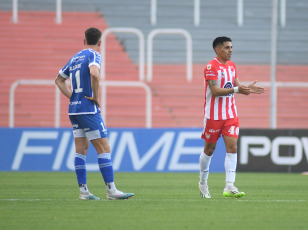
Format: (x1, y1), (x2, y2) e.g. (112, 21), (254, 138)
(228, 126), (239, 135)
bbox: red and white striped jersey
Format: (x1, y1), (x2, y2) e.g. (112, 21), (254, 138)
(203, 57), (238, 120)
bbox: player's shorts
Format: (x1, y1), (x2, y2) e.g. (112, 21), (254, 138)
(201, 117), (239, 143)
(69, 113), (108, 140)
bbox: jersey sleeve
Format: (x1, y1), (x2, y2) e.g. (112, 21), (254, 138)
(59, 62), (70, 79)
(88, 50), (101, 69)
(204, 63), (217, 81)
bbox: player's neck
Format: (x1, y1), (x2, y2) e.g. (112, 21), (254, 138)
(85, 45), (99, 52)
(216, 56), (228, 65)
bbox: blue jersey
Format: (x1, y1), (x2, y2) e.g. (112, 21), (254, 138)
(59, 49), (101, 115)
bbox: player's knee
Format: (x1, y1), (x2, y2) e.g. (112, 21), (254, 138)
(75, 146), (89, 155)
(103, 145), (110, 153)
(96, 145), (110, 154)
(204, 146), (215, 156)
(101, 141), (110, 153)
(226, 144), (237, 153)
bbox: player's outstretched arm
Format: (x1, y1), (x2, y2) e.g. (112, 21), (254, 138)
(234, 79), (251, 95)
(247, 81), (266, 94)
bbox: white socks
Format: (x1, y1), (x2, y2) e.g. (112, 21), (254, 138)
(106, 182), (116, 191)
(200, 152), (238, 188)
(225, 153), (237, 186)
(79, 184), (90, 194)
(199, 152), (212, 185)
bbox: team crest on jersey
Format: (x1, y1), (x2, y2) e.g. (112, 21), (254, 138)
(205, 133), (211, 139)
(207, 64), (212, 70)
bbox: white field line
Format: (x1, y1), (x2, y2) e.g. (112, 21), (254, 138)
(0, 198), (306, 202)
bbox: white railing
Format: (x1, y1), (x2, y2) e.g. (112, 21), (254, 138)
(280, 0), (286, 27)
(8, 80), (308, 129)
(55, 0), (62, 24)
(9, 80), (152, 128)
(241, 81), (308, 88)
(101, 27), (145, 81)
(10, 0), (287, 27)
(151, 0), (200, 26)
(150, 0), (157, 25)
(242, 81), (308, 129)
(150, 0), (286, 27)
(101, 81), (152, 128)
(12, 0), (18, 23)
(147, 29), (193, 82)
(270, 0), (279, 129)
(11, 0), (62, 24)
(9, 80), (60, 128)
(237, 0), (244, 26)
(237, 0), (286, 27)
(194, 0), (200, 26)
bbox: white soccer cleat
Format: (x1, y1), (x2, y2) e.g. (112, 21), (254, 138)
(223, 185), (245, 198)
(107, 189), (134, 200)
(199, 182), (211, 198)
(79, 192), (100, 200)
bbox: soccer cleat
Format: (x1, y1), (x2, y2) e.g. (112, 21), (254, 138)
(223, 185), (245, 198)
(199, 182), (211, 198)
(107, 189), (134, 200)
(79, 192), (100, 200)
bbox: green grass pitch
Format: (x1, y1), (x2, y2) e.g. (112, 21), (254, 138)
(0, 172), (307, 230)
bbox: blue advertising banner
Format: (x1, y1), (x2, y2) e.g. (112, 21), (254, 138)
(0, 128), (227, 172)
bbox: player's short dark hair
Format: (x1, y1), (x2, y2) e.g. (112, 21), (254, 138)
(212, 36), (232, 50)
(85, 27), (102, 45)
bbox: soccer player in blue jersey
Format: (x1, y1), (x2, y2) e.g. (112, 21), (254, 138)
(55, 27), (134, 200)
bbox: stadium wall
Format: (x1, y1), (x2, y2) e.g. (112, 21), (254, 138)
(1, 128), (307, 172)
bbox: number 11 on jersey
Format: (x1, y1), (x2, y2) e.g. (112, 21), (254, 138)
(70, 70), (83, 93)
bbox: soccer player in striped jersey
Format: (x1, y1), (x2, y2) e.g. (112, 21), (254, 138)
(199, 36), (265, 198)
(55, 27), (134, 200)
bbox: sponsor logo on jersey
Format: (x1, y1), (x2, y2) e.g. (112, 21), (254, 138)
(206, 70), (215, 77)
(224, 82), (233, 96)
(209, 129), (221, 133)
(70, 101), (82, 105)
(206, 73), (215, 77)
(224, 82), (233, 89)
(71, 55), (85, 63)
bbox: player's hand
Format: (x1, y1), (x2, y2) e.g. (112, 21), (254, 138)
(238, 85), (251, 95)
(248, 81), (266, 94)
(85, 96), (100, 107)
